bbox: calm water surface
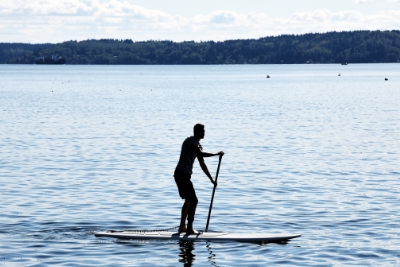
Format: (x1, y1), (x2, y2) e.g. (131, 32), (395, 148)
(0, 64), (399, 266)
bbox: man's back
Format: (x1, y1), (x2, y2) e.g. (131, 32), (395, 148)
(176, 136), (202, 175)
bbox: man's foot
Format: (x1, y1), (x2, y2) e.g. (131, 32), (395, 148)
(186, 229), (199, 235)
(178, 226), (187, 233)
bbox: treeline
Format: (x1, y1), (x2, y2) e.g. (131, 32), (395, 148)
(0, 43), (54, 63)
(2, 30), (400, 64)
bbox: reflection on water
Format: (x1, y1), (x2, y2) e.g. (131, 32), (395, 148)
(178, 241), (219, 267)
(179, 241), (195, 267)
(206, 242), (218, 267)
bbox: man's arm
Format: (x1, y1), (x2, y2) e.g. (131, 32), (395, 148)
(191, 145), (223, 185)
(197, 154), (216, 185)
(200, 151), (224, 158)
(191, 143), (224, 158)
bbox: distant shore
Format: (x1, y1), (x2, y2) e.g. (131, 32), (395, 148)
(1, 30), (400, 65)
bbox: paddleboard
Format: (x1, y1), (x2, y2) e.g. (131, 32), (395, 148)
(95, 230), (301, 242)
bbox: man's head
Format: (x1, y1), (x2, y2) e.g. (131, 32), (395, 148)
(193, 123), (205, 140)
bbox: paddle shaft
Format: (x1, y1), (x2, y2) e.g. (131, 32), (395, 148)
(205, 154), (223, 232)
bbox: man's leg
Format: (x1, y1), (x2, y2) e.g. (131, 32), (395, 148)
(186, 196), (198, 235)
(179, 199), (191, 233)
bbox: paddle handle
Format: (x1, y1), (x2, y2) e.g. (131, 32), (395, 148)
(205, 154), (223, 232)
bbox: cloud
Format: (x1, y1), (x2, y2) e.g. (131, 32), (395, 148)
(208, 10), (239, 24)
(354, 0), (373, 4)
(0, 0), (400, 43)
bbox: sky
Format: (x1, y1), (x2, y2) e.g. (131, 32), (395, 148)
(1, 0), (400, 43)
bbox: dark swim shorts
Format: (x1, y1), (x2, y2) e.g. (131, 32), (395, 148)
(174, 169), (197, 200)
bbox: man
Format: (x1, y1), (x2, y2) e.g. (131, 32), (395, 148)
(174, 123), (224, 235)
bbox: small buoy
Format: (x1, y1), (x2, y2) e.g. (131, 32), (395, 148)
(266, 75), (270, 78)
(338, 73), (341, 76)
(385, 78), (388, 81)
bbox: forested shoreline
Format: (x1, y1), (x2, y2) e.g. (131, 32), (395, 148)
(1, 30), (400, 64)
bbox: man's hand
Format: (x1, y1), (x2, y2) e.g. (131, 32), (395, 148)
(210, 178), (217, 186)
(217, 151), (224, 156)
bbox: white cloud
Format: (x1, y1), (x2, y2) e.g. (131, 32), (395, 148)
(0, 0), (399, 43)
(208, 10), (239, 24)
(354, 0), (373, 4)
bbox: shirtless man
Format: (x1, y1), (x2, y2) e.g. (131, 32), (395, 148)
(174, 123), (224, 235)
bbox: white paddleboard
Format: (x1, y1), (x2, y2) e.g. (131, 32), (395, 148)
(95, 230), (301, 242)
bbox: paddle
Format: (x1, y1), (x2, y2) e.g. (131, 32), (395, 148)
(205, 154), (223, 232)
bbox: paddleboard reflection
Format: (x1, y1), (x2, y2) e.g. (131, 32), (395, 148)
(178, 241), (219, 267)
(178, 241), (195, 267)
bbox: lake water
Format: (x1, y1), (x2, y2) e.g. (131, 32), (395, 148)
(0, 64), (399, 266)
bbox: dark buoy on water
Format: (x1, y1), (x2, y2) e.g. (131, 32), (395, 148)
(266, 75), (270, 78)
(385, 78), (388, 81)
(338, 73), (341, 76)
